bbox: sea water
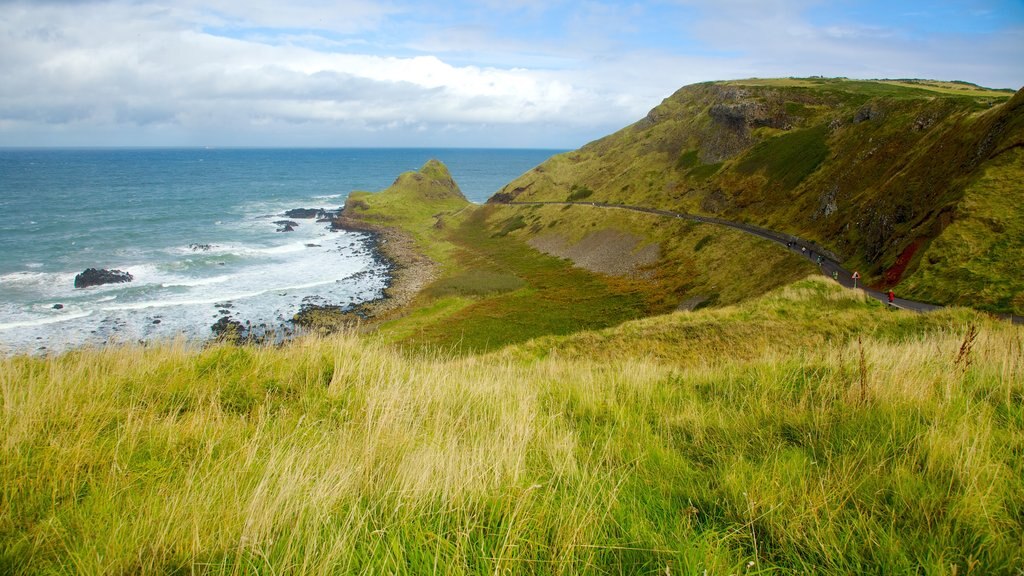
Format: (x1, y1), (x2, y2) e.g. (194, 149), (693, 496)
(0, 148), (559, 355)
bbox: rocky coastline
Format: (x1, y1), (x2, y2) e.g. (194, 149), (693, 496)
(206, 203), (433, 340)
(199, 204), (399, 342)
(291, 213), (437, 331)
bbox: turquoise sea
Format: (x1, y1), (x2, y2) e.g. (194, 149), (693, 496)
(0, 148), (560, 354)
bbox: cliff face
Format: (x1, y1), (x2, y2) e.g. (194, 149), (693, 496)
(493, 78), (1023, 313)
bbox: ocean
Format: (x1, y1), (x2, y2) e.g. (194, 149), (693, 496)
(0, 148), (560, 355)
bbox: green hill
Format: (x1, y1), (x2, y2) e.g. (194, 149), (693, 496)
(330, 159), (818, 353)
(493, 78), (1024, 315)
(341, 158), (470, 230)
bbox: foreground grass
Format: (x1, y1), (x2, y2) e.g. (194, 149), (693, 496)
(3, 279), (1023, 574)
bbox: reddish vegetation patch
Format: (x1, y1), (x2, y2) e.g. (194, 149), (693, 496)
(881, 238), (926, 288)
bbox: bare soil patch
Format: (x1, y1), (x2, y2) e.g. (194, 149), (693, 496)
(528, 229), (660, 278)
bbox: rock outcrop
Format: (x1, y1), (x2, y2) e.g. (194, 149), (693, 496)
(74, 268), (133, 288)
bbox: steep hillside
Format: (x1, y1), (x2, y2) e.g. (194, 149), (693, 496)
(493, 78), (1023, 314)
(307, 160), (471, 324)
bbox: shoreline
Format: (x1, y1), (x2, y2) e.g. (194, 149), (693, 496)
(0, 209), (401, 355)
(292, 215), (437, 330)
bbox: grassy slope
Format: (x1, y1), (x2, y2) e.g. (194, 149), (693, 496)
(342, 159), (814, 354)
(898, 147), (1024, 312)
(341, 159), (472, 264)
(4, 278), (1022, 574)
(496, 78), (1024, 314)
(375, 201), (818, 353)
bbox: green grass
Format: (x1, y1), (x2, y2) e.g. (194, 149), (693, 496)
(725, 77), (1014, 100)
(424, 270), (526, 298)
(3, 279), (1022, 574)
(675, 149), (700, 170)
(686, 161), (723, 181)
(391, 206), (654, 353)
(491, 202), (817, 311)
(381, 198), (818, 354)
(494, 78), (1024, 314)
(493, 214), (527, 237)
(566, 184), (594, 201)
(735, 124), (830, 190)
(897, 147), (1024, 314)
(341, 159), (471, 265)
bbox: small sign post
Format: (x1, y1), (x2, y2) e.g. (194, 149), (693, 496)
(852, 271), (860, 289)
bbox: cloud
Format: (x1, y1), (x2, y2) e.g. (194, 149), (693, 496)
(0, 0), (1021, 147)
(0, 1), (631, 146)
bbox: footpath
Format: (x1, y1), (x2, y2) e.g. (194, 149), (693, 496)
(500, 201), (1022, 324)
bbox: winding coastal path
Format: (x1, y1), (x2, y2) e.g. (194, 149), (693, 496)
(497, 200), (1023, 324)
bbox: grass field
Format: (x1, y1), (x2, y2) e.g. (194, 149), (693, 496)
(897, 145), (1024, 314)
(378, 205), (655, 353)
(368, 197), (817, 354)
(3, 278), (1022, 574)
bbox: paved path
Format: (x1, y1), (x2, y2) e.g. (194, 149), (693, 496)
(498, 200), (1022, 323)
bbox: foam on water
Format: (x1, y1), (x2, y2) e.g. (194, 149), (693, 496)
(160, 275), (235, 288)
(0, 148), (561, 355)
(0, 310), (95, 331)
(0, 206), (387, 355)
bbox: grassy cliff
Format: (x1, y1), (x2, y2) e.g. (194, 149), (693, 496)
(4, 279), (1022, 574)
(494, 78), (1023, 314)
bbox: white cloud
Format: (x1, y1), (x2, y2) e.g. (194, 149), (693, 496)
(0, 0), (1020, 147)
(0, 1), (630, 146)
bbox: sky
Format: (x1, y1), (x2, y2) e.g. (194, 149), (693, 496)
(1, 0), (1022, 148)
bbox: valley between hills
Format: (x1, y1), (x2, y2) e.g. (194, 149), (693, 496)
(3, 78), (1023, 574)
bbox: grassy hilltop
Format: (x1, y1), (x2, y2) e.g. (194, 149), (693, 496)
(494, 78), (1024, 315)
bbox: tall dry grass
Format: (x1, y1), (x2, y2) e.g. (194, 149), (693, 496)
(2, 279), (1022, 574)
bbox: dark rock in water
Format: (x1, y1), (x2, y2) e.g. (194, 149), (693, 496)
(274, 220), (298, 232)
(215, 302), (234, 309)
(211, 316), (245, 340)
(152, 319), (161, 324)
(285, 208), (321, 219)
(74, 268), (133, 288)
(306, 243), (321, 248)
(52, 304), (64, 310)
(189, 243), (213, 251)
(317, 208), (342, 222)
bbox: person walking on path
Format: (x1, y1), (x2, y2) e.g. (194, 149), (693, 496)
(852, 271), (861, 289)
(888, 289), (895, 304)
